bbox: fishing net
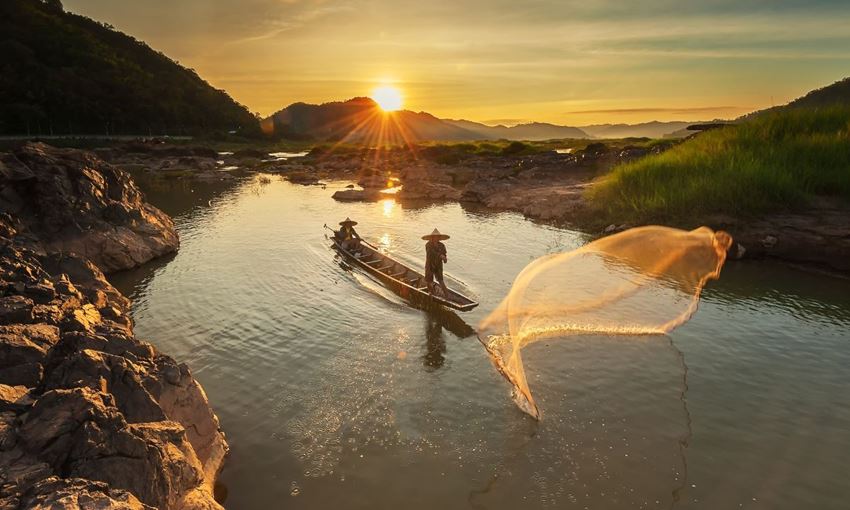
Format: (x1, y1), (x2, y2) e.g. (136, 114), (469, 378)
(478, 226), (733, 419)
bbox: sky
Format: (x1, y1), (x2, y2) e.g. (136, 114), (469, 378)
(64, 0), (850, 125)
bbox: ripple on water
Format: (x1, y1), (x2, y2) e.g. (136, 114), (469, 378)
(109, 178), (850, 510)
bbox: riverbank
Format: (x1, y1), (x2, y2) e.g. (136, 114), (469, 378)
(0, 143), (226, 509)
(79, 135), (850, 277)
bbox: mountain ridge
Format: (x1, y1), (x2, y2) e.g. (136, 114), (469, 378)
(0, 0), (260, 136)
(263, 98), (716, 142)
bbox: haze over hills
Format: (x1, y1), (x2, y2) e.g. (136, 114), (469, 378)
(579, 121), (707, 139)
(443, 119), (590, 140)
(263, 98), (716, 142)
(0, 0), (259, 136)
(261, 97), (481, 143)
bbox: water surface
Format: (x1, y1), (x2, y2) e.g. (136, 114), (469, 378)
(111, 174), (850, 509)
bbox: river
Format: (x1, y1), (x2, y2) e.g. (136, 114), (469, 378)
(110, 173), (850, 509)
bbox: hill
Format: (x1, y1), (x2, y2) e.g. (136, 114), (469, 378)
(579, 121), (701, 139)
(590, 106), (850, 220)
(263, 98), (489, 143)
(0, 0), (260, 137)
(743, 76), (850, 120)
(264, 99), (594, 142)
(443, 119), (590, 140)
(785, 77), (850, 108)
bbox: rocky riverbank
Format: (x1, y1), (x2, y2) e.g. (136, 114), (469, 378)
(67, 139), (850, 275)
(0, 143), (226, 509)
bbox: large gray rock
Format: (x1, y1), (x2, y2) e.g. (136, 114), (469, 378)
(0, 143), (179, 273)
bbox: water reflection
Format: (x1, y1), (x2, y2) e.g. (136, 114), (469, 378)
(423, 314), (446, 371)
(110, 177), (850, 510)
(382, 198), (395, 217)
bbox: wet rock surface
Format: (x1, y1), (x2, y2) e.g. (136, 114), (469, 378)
(0, 144), (225, 509)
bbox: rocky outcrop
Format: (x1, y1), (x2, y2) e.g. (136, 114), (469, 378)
(0, 143), (179, 273)
(331, 188), (386, 202)
(707, 208), (850, 274)
(0, 145), (225, 509)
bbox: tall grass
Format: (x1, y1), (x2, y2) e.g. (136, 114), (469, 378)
(590, 107), (850, 220)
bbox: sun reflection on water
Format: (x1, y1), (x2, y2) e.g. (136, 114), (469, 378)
(382, 198), (396, 217)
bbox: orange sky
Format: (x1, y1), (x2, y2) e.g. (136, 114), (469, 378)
(65, 0), (850, 125)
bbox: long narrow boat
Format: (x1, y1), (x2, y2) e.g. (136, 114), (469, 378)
(331, 235), (479, 312)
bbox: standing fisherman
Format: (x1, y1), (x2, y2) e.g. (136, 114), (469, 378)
(422, 228), (449, 295)
(335, 217), (362, 250)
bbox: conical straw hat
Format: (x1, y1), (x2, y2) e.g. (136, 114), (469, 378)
(422, 228), (450, 240)
(339, 217), (358, 226)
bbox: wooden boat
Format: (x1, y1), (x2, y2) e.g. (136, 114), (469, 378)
(331, 236), (479, 312)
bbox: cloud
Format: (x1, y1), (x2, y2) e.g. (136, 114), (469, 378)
(480, 118), (529, 126)
(229, 2), (353, 44)
(565, 106), (751, 115)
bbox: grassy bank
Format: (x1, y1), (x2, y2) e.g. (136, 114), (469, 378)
(589, 107), (850, 221)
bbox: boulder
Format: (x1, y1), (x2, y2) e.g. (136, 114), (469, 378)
(0, 296), (34, 324)
(0, 385), (32, 412)
(0, 324), (59, 374)
(331, 189), (385, 202)
(397, 182), (461, 201)
(18, 388), (220, 509)
(0, 143), (179, 272)
(16, 476), (153, 510)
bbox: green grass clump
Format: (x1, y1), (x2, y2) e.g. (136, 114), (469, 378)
(590, 107), (850, 221)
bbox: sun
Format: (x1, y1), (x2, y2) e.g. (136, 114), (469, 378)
(371, 85), (403, 111)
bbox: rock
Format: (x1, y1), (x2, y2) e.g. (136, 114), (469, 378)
(397, 182), (461, 201)
(154, 362), (228, 487)
(0, 385), (32, 412)
(0, 144), (226, 508)
(0, 446), (53, 502)
(286, 172), (322, 186)
(0, 325), (59, 377)
(0, 411), (16, 450)
(0, 143), (179, 273)
(42, 349), (166, 423)
(18, 388), (221, 509)
(21, 282), (56, 304)
(730, 242), (747, 260)
(602, 224), (628, 235)
(331, 189), (385, 202)
(0, 296), (34, 324)
(42, 254), (130, 311)
(61, 304), (103, 333)
(358, 174), (389, 189)
(0, 363), (42, 388)
(232, 149), (267, 159)
(17, 476), (153, 510)
(761, 235), (778, 249)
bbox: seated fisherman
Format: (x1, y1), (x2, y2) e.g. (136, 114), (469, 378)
(335, 217), (362, 250)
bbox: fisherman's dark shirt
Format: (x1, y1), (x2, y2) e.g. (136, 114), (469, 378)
(425, 241), (447, 270)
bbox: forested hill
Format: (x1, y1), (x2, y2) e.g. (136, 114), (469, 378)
(0, 0), (260, 137)
(742, 76), (850, 120)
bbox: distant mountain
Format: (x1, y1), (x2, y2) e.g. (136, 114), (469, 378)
(578, 121), (702, 139)
(264, 100), (594, 142)
(0, 0), (260, 136)
(265, 98), (738, 143)
(262, 97), (481, 142)
(443, 119), (590, 140)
